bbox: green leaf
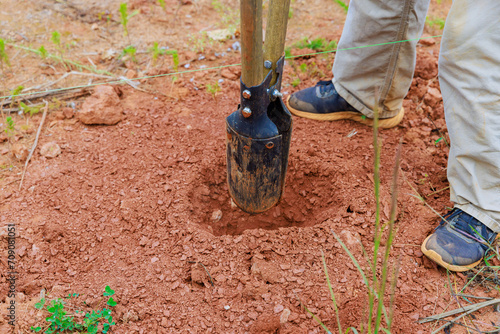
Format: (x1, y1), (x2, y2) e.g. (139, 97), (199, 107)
(103, 286), (115, 296)
(107, 297), (117, 307)
(34, 298), (46, 310)
(31, 326), (42, 332)
(434, 137), (443, 144)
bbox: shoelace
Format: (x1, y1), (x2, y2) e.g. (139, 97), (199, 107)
(316, 80), (334, 96)
(439, 208), (494, 247)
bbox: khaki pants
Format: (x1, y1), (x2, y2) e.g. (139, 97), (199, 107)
(333, 0), (500, 232)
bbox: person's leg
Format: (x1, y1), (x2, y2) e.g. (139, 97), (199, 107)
(333, 0), (430, 119)
(422, 1), (500, 271)
(287, 0), (430, 128)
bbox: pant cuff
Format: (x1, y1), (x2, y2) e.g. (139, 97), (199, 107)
(332, 78), (402, 119)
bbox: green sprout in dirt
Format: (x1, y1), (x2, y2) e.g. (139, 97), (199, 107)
(299, 63), (308, 73)
(51, 31), (68, 69)
(291, 77), (301, 87)
(294, 37), (337, 52)
(30, 286), (116, 334)
(206, 82), (221, 100)
(38, 46), (48, 59)
(121, 45), (137, 63)
(0, 38), (10, 71)
(426, 16), (445, 30)
(19, 102), (41, 116)
(166, 49), (179, 70)
(158, 0), (166, 11)
(334, 0), (349, 13)
(119, 3), (139, 42)
(4, 116), (15, 137)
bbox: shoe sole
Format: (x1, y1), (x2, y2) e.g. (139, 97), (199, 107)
(420, 235), (481, 272)
(286, 96), (404, 129)
(421, 233), (500, 272)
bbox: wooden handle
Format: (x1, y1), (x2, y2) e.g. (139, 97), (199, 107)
(263, 0), (291, 86)
(240, 0), (263, 87)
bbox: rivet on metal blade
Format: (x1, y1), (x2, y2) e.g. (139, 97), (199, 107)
(264, 60), (272, 69)
(242, 90), (251, 99)
(265, 142), (274, 149)
(241, 107), (252, 118)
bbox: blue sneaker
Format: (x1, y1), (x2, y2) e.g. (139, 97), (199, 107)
(421, 209), (498, 272)
(286, 80), (405, 128)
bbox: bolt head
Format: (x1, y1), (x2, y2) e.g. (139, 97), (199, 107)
(272, 89), (283, 98)
(241, 107), (252, 118)
(264, 60), (272, 69)
(242, 90), (251, 99)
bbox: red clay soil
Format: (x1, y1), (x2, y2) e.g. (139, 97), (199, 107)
(1, 0), (499, 333)
(2, 46), (499, 333)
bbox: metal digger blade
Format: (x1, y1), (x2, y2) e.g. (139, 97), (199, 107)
(226, 56), (292, 213)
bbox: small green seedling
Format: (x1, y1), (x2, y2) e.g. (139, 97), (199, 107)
(299, 63), (308, 73)
(38, 46), (48, 59)
(206, 82), (221, 100)
(119, 3), (139, 38)
(158, 0), (166, 10)
(4, 116), (15, 136)
(426, 16), (445, 30)
(19, 102), (41, 116)
(166, 49), (179, 70)
(334, 0), (349, 13)
(149, 42), (167, 64)
(30, 286), (116, 334)
(0, 38), (10, 70)
(121, 45), (137, 62)
(291, 77), (301, 87)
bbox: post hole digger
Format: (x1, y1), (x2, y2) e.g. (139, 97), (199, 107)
(226, 0), (292, 214)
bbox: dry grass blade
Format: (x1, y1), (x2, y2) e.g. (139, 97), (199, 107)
(419, 298), (500, 324)
(19, 100), (48, 190)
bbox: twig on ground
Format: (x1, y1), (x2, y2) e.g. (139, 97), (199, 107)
(19, 100), (48, 190)
(419, 298), (500, 324)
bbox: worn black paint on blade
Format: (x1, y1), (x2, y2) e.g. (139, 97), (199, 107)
(226, 124), (283, 214)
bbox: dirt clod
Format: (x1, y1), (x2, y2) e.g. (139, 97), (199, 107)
(40, 142), (61, 158)
(77, 85), (123, 125)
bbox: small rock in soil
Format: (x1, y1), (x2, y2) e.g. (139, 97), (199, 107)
(424, 87), (442, 108)
(250, 314), (281, 333)
(12, 143), (29, 161)
(62, 107), (74, 119)
(211, 209), (222, 222)
(77, 85), (123, 125)
(251, 259), (281, 283)
(40, 142), (61, 158)
(220, 68), (238, 80)
(280, 308), (291, 324)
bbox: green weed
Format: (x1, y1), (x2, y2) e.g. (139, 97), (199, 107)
(206, 82), (221, 99)
(334, 0), (349, 13)
(19, 102), (41, 116)
(304, 109), (402, 333)
(426, 16), (445, 30)
(121, 45), (137, 63)
(291, 77), (301, 87)
(166, 49), (179, 70)
(158, 0), (166, 10)
(30, 286), (116, 334)
(294, 37), (337, 52)
(0, 38), (10, 70)
(4, 116), (15, 136)
(119, 3), (139, 39)
(299, 63), (308, 73)
(38, 46), (48, 59)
